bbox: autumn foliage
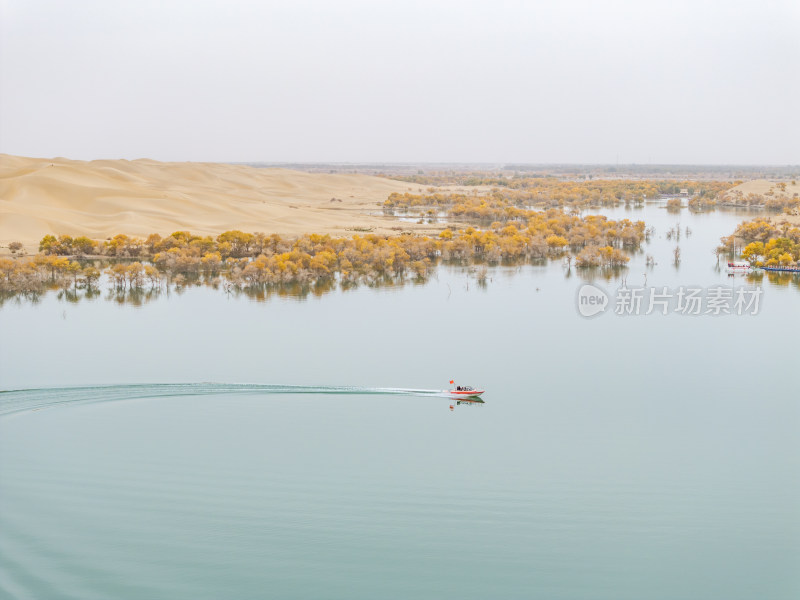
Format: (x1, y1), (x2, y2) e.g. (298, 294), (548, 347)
(384, 175), (734, 208)
(719, 218), (800, 267)
(2, 209), (646, 298)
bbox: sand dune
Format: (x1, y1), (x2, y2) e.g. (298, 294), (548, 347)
(723, 179), (800, 226)
(724, 179), (800, 200)
(0, 154), (436, 249)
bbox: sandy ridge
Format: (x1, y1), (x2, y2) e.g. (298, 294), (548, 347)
(0, 154), (439, 248)
(723, 178), (800, 200)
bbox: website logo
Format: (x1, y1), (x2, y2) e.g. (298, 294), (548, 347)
(577, 284), (609, 317)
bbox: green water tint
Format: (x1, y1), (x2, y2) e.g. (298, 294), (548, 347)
(0, 202), (797, 600)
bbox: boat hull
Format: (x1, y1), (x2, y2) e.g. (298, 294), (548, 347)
(726, 261), (751, 275)
(447, 389), (485, 397)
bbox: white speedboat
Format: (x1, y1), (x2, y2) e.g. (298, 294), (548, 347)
(447, 386), (484, 398)
(726, 261), (751, 274)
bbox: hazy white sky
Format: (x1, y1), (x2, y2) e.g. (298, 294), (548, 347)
(1, 0), (798, 163)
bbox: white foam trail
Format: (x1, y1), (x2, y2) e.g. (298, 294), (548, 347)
(0, 383), (449, 418)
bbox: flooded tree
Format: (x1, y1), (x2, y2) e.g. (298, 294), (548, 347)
(666, 198), (682, 211)
(6, 210), (651, 302)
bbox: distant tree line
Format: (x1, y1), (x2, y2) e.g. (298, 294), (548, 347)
(382, 175), (735, 207)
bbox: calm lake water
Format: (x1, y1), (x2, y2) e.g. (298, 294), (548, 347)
(1, 204), (798, 599)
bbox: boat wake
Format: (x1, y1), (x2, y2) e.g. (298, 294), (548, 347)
(0, 383), (449, 418)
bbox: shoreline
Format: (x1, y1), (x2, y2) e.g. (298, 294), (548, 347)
(0, 154), (458, 249)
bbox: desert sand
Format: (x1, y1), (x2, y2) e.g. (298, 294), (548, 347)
(723, 179), (800, 226)
(724, 179), (800, 200)
(0, 154), (442, 250)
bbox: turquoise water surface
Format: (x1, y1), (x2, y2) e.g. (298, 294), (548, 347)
(1, 204), (798, 599)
